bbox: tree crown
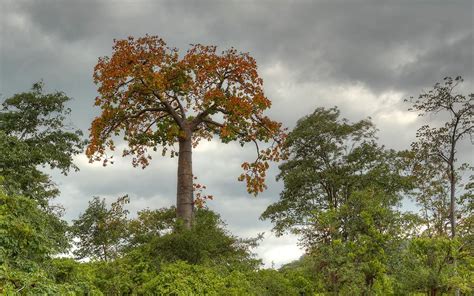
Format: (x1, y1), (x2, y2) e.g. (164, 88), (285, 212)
(87, 35), (286, 194)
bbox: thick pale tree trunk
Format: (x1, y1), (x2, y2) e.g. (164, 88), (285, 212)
(176, 129), (194, 228)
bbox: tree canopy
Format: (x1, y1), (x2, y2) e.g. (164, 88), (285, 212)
(86, 35), (286, 193)
(0, 82), (84, 206)
(262, 107), (411, 239)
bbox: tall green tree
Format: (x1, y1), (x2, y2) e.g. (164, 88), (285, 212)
(407, 76), (473, 239)
(262, 107), (411, 240)
(0, 82), (84, 206)
(262, 107), (413, 293)
(0, 82), (84, 272)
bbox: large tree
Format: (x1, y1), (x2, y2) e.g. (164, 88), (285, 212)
(0, 82), (84, 258)
(261, 107), (413, 293)
(407, 76), (473, 239)
(86, 35), (286, 227)
(261, 107), (411, 239)
(0, 82), (84, 206)
(0, 83), (85, 294)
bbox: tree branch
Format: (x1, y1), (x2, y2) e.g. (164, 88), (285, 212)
(151, 90), (185, 129)
(136, 77), (185, 129)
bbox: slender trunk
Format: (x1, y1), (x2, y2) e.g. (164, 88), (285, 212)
(449, 165), (456, 239)
(430, 287), (437, 296)
(449, 114), (459, 239)
(177, 130), (194, 229)
(449, 126), (460, 296)
(102, 243), (108, 262)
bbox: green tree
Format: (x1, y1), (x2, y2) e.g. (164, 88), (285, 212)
(0, 83), (84, 293)
(313, 189), (416, 294)
(71, 196), (129, 261)
(262, 107), (413, 294)
(407, 76), (473, 239)
(86, 35), (286, 228)
(0, 82), (84, 206)
(126, 207), (260, 270)
(262, 107), (411, 240)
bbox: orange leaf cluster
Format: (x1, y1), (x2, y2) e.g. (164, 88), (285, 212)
(87, 35), (287, 195)
(193, 177), (213, 208)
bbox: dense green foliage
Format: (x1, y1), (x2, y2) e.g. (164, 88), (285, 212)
(0, 187), (61, 294)
(0, 82), (84, 205)
(261, 107), (412, 238)
(1, 78), (472, 295)
(0, 83), (85, 275)
(261, 107), (419, 294)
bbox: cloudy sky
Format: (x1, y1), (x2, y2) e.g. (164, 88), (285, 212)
(1, 0), (473, 267)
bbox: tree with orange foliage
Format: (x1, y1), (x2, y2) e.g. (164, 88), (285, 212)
(87, 35), (286, 228)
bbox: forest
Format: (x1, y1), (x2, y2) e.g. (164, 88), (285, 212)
(0, 36), (473, 295)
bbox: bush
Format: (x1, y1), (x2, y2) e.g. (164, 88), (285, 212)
(139, 261), (253, 295)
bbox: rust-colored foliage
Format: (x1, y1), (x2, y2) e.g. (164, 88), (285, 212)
(87, 35), (286, 195)
(193, 176), (213, 209)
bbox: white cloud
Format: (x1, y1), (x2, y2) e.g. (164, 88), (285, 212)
(257, 234), (303, 268)
(375, 109), (418, 126)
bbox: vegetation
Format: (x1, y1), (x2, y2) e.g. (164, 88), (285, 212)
(0, 82), (84, 205)
(0, 36), (472, 295)
(407, 76), (473, 239)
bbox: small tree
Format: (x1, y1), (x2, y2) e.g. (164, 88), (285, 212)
(126, 208), (260, 269)
(71, 196), (129, 261)
(86, 35), (286, 228)
(407, 76), (473, 239)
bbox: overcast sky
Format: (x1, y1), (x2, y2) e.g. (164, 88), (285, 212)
(1, 0), (473, 267)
